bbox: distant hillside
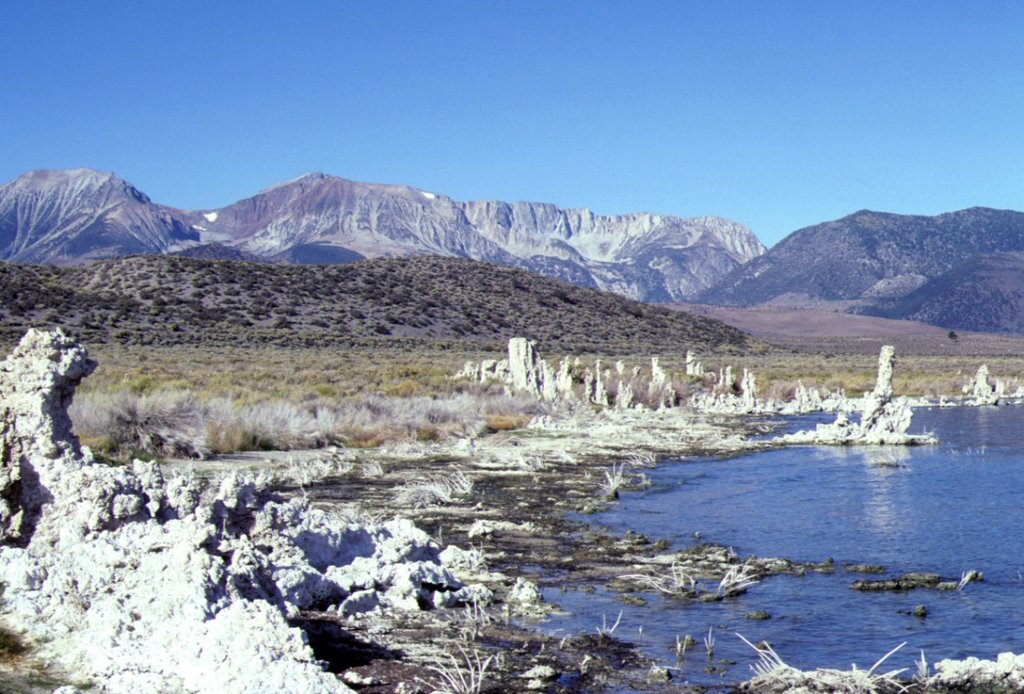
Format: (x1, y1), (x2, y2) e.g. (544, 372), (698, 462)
(701, 208), (1024, 309)
(1, 168), (765, 302)
(863, 251), (1024, 333)
(671, 303), (946, 339)
(0, 255), (756, 353)
(171, 242), (264, 262)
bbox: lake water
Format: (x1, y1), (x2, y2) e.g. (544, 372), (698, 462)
(542, 406), (1024, 688)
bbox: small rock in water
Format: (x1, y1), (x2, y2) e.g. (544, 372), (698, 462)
(343, 670), (382, 686)
(647, 665), (673, 681)
(914, 604), (929, 618)
(844, 563), (886, 574)
(520, 664), (558, 681)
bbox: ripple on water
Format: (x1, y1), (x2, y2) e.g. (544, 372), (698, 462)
(546, 406), (1024, 687)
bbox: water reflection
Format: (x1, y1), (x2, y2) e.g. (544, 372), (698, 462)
(862, 447), (911, 468)
(862, 447), (911, 539)
(553, 406), (1024, 685)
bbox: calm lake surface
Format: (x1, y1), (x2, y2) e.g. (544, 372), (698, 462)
(542, 406), (1024, 688)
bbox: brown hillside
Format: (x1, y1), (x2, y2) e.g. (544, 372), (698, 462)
(0, 255), (756, 353)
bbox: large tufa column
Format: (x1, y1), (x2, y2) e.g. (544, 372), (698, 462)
(967, 365), (998, 406)
(507, 337), (543, 399)
(740, 369), (758, 411)
(1, 329), (97, 543)
(685, 350), (704, 377)
(861, 344), (895, 431)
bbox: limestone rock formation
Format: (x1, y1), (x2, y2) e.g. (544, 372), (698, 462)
(690, 364), (767, 415)
(1, 328), (96, 544)
(777, 382), (848, 416)
(964, 364), (999, 406)
(930, 652), (1024, 691)
(782, 345), (936, 446)
(0, 329), (484, 693)
(685, 350), (704, 377)
(739, 369), (757, 411)
(741, 648), (1024, 693)
(508, 337), (543, 398)
(498, 339), (680, 409)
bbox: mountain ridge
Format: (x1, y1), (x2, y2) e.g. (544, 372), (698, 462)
(700, 207), (1024, 303)
(0, 168), (764, 302)
(0, 168), (198, 264)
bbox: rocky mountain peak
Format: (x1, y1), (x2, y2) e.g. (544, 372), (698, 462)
(1, 168), (765, 300)
(0, 169), (196, 264)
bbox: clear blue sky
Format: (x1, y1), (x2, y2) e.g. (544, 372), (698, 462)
(2, 1), (1022, 247)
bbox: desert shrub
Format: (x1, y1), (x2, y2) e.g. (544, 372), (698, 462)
(764, 380), (799, 402)
(394, 468), (473, 508)
(206, 418), (273, 454)
(204, 398), (319, 452)
(484, 414), (532, 432)
(72, 390), (208, 459)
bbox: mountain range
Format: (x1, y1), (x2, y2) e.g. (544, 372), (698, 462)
(699, 207), (1024, 332)
(0, 168), (764, 302)
(6, 168), (1024, 333)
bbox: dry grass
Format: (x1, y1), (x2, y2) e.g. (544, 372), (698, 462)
(67, 343), (548, 458)
(58, 334), (1024, 460)
(483, 414), (533, 432)
(78, 342), (473, 403)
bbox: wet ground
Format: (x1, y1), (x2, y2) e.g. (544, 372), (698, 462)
(248, 412), (796, 692)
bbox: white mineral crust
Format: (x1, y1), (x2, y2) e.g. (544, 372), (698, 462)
(0, 329), (481, 693)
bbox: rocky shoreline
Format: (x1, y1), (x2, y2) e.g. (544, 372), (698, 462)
(2, 330), (1023, 693)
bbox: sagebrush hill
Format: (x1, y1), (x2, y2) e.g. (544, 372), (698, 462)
(0, 255), (756, 353)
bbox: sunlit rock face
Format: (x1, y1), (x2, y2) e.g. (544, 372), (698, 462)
(196, 174), (765, 300)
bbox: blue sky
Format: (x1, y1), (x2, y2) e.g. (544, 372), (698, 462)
(2, 1), (1021, 247)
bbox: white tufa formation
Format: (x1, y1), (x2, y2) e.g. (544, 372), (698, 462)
(739, 369), (758, 411)
(591, 359), (610, 407)
(0, 329), (486, 693)
(717, 366), (736, 392)
(964, 364), (999, 406)
(507, 337), (544, 397)
(685, 350), (704, 377)
(783, 345), (936, 446)
(1, 328), (97, 544)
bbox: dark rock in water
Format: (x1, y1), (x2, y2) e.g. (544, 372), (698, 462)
(745, 610), (772, 620)
(851, 572), (941, 591)
(844, 563), (886, 574)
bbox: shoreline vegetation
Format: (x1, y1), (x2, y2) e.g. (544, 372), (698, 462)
(5, 326), (1024, 692)
(54, 336), (1024, 462)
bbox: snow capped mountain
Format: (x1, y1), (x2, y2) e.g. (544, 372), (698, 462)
(0, 168), (765, 300)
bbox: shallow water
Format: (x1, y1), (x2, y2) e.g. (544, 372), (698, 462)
(543, 406), (1024, 687)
